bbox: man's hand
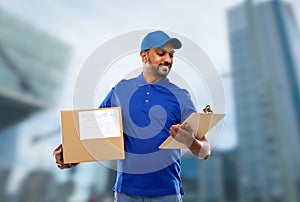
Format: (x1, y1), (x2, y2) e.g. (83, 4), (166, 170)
(53, 144), (79, 170)
(169, 124), (211, 159)
(169, 124), (195, 148)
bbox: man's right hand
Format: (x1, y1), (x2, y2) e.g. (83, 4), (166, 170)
(53, 144), (79, 170)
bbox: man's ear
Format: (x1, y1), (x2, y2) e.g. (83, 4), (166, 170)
(140, 51), (148, 63)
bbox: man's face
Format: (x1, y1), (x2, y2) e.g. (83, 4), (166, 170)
(143, 42), (175, 77)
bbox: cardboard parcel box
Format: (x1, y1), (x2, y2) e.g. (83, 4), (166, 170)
(60, 107), (125, 163)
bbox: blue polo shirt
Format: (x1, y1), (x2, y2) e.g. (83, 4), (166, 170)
(99, 73), (196, 196)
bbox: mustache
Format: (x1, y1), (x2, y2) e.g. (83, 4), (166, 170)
(158, 62), (172, 68)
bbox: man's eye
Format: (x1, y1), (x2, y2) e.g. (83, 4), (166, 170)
(156, 51), (174, 59)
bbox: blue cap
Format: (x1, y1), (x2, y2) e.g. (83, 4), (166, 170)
(141, 31), (182, 51)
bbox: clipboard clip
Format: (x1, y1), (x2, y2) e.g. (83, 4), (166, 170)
(203, 105), (213, 114)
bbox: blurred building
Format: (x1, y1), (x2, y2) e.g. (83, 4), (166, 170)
(87, 162), (117, 201)
(0, 7), (71, 130)
(198, 149), (239, 202)
(16, 170), (57, 202)
(0, 7), (71, 201)
(0, 126), (18, 202)
(227, 0), (300, 202)
(181, 155), (199, 202)
(221, 149), (239, 202)
(198, 152), (224, 202)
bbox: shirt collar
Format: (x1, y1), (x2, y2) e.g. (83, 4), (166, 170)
(136, 73), (170, 87)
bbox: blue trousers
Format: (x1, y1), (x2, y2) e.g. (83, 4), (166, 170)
(114, 192), (183, 202)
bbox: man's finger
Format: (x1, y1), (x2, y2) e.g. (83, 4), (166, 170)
(180, 123), (193, 133)
(169, 127), (178, 137)
(58, 164), (72, 170)
(58, 162), (79, 169)
(178, 127), (191, 136)
(54, 152), (63, 164)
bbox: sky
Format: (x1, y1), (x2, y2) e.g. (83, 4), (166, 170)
(0, 0), (299, 200)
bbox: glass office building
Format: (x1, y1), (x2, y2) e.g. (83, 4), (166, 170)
(227, 0), (300, 201)
(0, 7), (71, 201)
(0, 7), (71, 130)
(197, 149), (239, 202)
(0, 126), (18, 202)
(198, 152), (224, 202)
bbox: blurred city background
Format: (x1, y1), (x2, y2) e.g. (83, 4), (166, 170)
(0, 0), (299, 202)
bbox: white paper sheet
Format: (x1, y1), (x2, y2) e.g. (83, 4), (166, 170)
(78, 109), (121, 140)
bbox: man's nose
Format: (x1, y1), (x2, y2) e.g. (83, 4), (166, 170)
(163, 54), (172, 64)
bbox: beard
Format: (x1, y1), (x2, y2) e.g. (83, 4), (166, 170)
(146, 56), (172, 77)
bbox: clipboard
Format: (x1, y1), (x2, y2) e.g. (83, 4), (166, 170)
(159, 105), (225, 149)
(60, 107), (125, 163)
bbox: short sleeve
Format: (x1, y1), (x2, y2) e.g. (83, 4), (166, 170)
(181, 91), (197, 123)
(99, 87), (115, 108)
